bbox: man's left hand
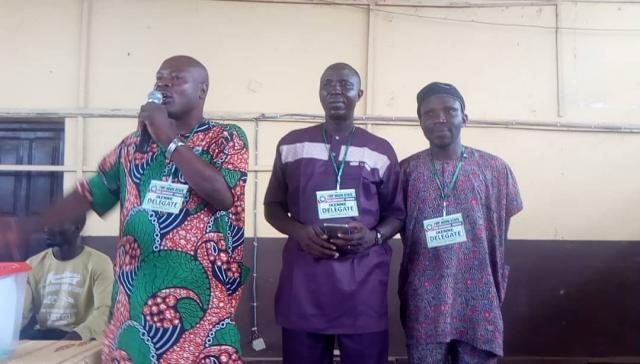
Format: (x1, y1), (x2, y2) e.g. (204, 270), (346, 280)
(329, 221), (376, 254)
(62, 331), (82, 341)
(138, 102), (178, 148)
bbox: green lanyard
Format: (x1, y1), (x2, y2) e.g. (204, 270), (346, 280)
(429, 146), (465, 217)
(322, 126), (355, 190)
(164, 119), (205, 180)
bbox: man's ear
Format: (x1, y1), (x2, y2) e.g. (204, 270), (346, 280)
(200, 82), (209, 99)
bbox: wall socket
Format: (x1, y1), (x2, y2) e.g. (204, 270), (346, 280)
(251, 337), (266, 351)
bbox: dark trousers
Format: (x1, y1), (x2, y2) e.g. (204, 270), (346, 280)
(282, 327), (389, 364)
(20, 328), (69, 340)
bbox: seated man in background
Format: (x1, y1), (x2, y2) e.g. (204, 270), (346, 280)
(21, 215), (114, 341)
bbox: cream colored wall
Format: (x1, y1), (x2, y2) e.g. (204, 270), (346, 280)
(1, 0), (639, 240)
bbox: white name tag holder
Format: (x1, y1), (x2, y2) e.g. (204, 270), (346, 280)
(423, 213), (467, 248)
(316, 189), (359, 220)
(141, 180), (188, 214)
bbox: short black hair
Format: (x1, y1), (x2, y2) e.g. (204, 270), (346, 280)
(322, 62), (362, 85)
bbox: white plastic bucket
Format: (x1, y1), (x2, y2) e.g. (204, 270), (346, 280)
(0, 262), (31, 359)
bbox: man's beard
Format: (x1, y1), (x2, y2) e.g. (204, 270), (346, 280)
(327, 111), (353, 122)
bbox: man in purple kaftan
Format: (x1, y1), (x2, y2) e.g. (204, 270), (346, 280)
(264, 63), (405, 364)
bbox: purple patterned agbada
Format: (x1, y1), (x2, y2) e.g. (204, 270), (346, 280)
(399, 146), (522, 356)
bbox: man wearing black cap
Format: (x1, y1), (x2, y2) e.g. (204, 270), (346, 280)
(398, 82), (523, 363)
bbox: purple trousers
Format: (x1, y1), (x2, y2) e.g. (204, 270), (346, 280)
(282, 327), (389, 364)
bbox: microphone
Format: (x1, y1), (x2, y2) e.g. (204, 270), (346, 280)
(138, 90), (164, 153)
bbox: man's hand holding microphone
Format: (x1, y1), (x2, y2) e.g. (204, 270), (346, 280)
(137, 90), (179, 152)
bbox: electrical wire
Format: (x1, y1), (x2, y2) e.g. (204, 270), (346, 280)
(316, 0), (640, 32)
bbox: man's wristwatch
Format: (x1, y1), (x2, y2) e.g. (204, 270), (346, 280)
(374, 229), (383, 245)
(165, 137), (186, 160)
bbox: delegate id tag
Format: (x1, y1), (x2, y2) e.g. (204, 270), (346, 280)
(423, 213), (467, 248)
(141, 180), (188, 214)
(316, 189), (359, 220)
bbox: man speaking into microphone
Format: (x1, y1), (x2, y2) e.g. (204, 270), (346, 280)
(0, 55), (249, 363)
(136, 89), (163, 153)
